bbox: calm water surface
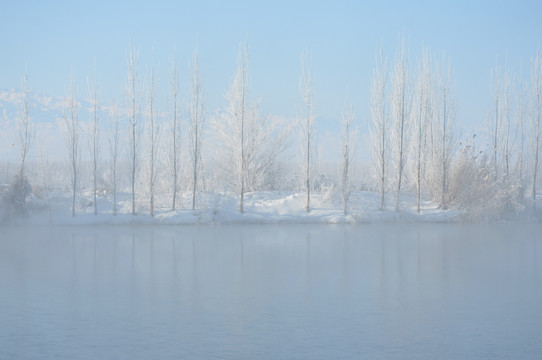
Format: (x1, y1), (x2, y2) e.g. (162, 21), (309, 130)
(1, 224), (541, 359)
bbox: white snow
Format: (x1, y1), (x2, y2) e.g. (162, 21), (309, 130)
(11, 189), (462, 225)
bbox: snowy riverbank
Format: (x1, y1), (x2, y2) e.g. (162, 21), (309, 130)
(4, 184), (542, 226)
(0, 190), (475, 226)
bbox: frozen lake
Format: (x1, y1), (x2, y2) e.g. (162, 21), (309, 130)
(1, 224), (541, 359)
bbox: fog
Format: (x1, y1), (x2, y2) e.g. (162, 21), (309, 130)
(1, 224), (541, 359)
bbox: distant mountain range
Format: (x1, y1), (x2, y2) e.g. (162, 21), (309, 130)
(1, 89), (97, 125)
(0, 89), (122, 163)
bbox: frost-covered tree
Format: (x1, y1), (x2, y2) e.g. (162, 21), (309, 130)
(17, 67), (34, 179)
(413, 50), (432, 213)
(244, 113), (289, 192)
(298, 51), (316, 213)
(189, 45), (205, 210)
(489, 58), (514, 184)
(514, 64), (527, 193)
(490, 63), (502, 179)
(109, 101), (120, 215)
(87, 60), (100, 215)
(216, 42), (250, 213)
(126, 45), (141, 215)
(501, 66), (513, 182)
(2, 174), (32, 220)
(213, 42), (250, 212)
(168, 54), (182, 211)
(515, 63), (528, 191)
(63, 73), (80, 217)
(448, 140), (491, 220)
(146, 56), (159, 216)
(435, 55), (456, 209)
(370, 49), (388, 210)
(487, 58), (519, 205)
(215, 42), (289, 212)
(341, 97), (354, 215)
(37, 138), (52, 221)
(531, 50), (542, 206)
(390, 39), (411, 210)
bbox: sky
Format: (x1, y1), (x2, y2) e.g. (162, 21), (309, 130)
(1, 0), (542, 141)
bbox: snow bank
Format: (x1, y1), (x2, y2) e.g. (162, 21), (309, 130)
(1, 190), (466, 226)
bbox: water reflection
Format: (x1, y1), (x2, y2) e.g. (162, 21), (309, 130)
(0, 224), (541, 359)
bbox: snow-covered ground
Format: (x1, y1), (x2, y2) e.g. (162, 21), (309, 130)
(5, 189), (465, 225)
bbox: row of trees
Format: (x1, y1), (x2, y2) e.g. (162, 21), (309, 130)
(22, 42), (287, 217)
(109, 44), (206, 217)
(369, 41), (542, 217)
(370, 41), (456, 213)
(488, 53), (542, 208)
(6, 41), (542, 219)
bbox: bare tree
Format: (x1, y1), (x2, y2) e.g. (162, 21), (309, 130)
(390, 39), (411, 210)
(413, 50), (432, 213)
(87, 60), (100, 215)
(239, 42), (248, 213)
(240, 110), (289, 192)
(37, 137), (52, 223)
(370, 48), (388, 210)
(436, 55), (456, 209)
(63, 73), (80, 217)
(502, 62), (513, 182)
(126, 44), (141, 215)
(490, 63), (502, 179)
(490, 58), (516, 184)
(516, 63), (527, 191)
(532, 49), (542, 206)
(146, 56), (159, 216)
(299, 51), (316, 213)
(189, 44), (205, 210)
(109, 101), (120, 215)
(215, 42), (289, 212)
(17, 67), (34, 179)
(213, 42), (250, 213)
(341, 97), (354, 215)
(168, 53), (182, 210)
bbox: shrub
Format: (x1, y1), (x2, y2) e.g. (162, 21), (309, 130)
(448, 146), (525, 221)
(2, 175), (32, 220)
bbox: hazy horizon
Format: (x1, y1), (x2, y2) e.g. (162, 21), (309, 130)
(2, 0), (541, 135)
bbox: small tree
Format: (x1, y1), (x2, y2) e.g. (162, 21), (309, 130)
(370, 48), (388, 210)
(214, 42), (251, 212)
(502, 65), (513, 182)
(146, 56), (159, 216)
(87, 60), (100, 215)
(189, 44), (205, 210)
(515, 63), (528, 192)
(37, 137), (53, 222)
(2, 174), (32, 220)
(298, 51), (316, 213)
(63, 73), (80, 217)
(341, 97), (354, 215)
(531, 49), (542, 207)
(17, 67), (34, 179)
(168, 53), (182, 211)
(490, 63), (502, 180)
(109, 101), (121, 215)
(413, 50), (432, 213)
(436, 55), (456, 209)
(215, 42), (289, 212)
(215, 41), (250, 213)
(390, 38), (411, 210)
(126, 44), (141, 215)
(239, 43), (248, 213)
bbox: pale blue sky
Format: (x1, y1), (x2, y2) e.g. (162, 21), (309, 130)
(1, 0), (541, 135)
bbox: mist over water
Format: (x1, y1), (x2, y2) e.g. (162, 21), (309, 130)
(1, 224), (541, 359)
